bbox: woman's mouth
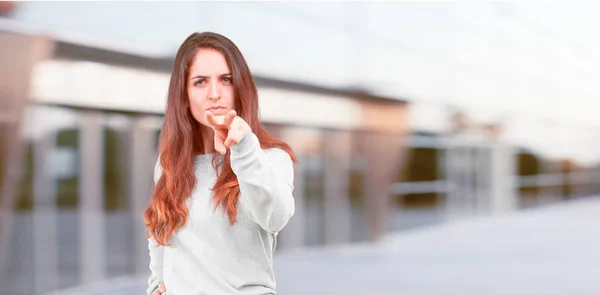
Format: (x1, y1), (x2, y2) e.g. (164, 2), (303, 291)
(207, 106), (225, 115)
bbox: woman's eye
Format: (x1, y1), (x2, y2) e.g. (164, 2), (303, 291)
(222, 77), (232, 83)
(194, 80), (205, 86)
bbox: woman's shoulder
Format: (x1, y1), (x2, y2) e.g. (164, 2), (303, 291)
(264, 147), (293, 164)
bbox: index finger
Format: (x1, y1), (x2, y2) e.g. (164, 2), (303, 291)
(224, 110), (237, 127)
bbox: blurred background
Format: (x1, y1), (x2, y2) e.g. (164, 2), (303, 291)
(1, 1), (600, 295)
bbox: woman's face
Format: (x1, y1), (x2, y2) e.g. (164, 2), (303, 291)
(187, 48), (236, 127)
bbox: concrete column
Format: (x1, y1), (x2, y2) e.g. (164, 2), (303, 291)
(275, 127), (307, 251)
(361, 131), (406, 242)
(443, 135), (465, 219)
(78, 110), (106, 283)
(489, 142), (518, 214)
(32, 131), (59, 294)
(475, 142), (492, 215)
(323, 130), (351, 246)
(129, 116), (157, 273)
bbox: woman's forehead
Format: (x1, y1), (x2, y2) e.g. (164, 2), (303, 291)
(189, 49), (230, 76)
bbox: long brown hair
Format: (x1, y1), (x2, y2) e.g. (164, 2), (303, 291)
(144, 32), (297, 246)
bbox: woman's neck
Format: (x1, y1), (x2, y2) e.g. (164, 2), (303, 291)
(197, 124), (216, 155)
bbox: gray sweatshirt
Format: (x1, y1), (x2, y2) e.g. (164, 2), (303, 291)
(146, 131), (295, 295)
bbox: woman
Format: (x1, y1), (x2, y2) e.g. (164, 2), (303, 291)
(144, 32), (297, 295)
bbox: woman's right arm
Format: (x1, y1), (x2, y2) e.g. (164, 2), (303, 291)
(146, 158), (165, 295)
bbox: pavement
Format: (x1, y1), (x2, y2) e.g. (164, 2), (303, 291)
(45, 197), (600, 295)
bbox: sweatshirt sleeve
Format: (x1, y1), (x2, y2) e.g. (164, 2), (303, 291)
(230, 131), (295, 234)
(146, 158), (164, 295)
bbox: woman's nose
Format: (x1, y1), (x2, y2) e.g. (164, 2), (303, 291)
(209, 82), (221, 100)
